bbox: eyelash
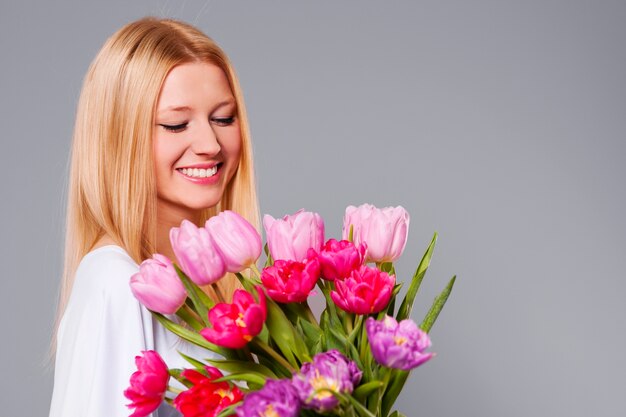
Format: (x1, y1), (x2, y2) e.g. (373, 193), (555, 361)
(160, 116), (237, 133)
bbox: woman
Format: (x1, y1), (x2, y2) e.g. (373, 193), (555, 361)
(49, 17), (260, 417)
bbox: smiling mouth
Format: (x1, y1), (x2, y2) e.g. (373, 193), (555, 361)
(176, 163), (222, 178)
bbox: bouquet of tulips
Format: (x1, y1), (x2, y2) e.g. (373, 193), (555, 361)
(124, 204), (456, 417)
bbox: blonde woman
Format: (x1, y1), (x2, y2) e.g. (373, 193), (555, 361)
(49, 17), (260, 417)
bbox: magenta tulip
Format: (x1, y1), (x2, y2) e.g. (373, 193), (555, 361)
(205, 210), (262, 273)
(200, 287), (266, 349)
(342, 204), (409, 263)
(170, 219), (226, 285)
(124, 350), (169, 417)
(261, 252), (321, 303)
(317, 238), (367, 281)
(130, 254), (187, 314)
(263, 209), (325, 262)
(330, 265), (395, 314)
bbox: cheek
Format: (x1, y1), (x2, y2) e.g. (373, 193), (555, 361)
(154, 137), (180, 171)
(223, 127), (243, 168)
(153, 136), (183, 191)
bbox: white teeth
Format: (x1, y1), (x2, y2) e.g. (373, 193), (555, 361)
(179, 166), (218, 178)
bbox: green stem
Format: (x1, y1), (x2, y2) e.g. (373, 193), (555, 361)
(348, 315), (363, 345)
(211, 282), (226, 303)
(167, 386), (184, 395)
(302, 301), (319, 326)
(373, 370), (392, 416)
(252, 338), (296, 373)
(359, 317), (368, 361)
(249, 264), (262, 280)
(177, 304), (204, 331)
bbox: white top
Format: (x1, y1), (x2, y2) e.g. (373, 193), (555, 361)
(49, 245), (217, 417)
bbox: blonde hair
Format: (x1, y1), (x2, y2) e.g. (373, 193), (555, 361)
(54, 17), (260, 346)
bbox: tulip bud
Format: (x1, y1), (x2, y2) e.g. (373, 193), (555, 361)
(263, 209), (325, 262)
(130, 254), (187, 314)
(170, 219), (226, 285)
(204, 210), (262, 273)
(342, 204), (409, 263)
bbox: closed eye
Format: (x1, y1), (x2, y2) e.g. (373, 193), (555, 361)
(211, 116), (236, 127)
(159, 122), (187, 133)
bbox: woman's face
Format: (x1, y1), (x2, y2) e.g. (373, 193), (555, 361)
(153, 62), (241, 222)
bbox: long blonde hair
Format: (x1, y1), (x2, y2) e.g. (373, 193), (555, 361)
(55, 17), (260, 344)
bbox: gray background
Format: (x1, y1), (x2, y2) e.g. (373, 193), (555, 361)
(1, 0), (624, 415)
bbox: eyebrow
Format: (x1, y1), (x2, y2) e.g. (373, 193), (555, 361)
(161, 105), (192, 112)
(157, 100), (236, 115)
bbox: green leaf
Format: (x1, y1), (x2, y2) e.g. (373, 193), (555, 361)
(381, 371), (409, 417)
(353, 380), (384, 400)
(236, 272), (255, 292)
(396, 232), (437, 321)
(174, 264), (212, 324)
(379, 261), (394, 274)
(389, 411), (407, 417)
(177, 351), (207, 370)
(378, 283), (403, 319)
(215, 403), (243, 417)
(321, 310), (345, 351)
(300, 317), (322, 351)
(206, 359), (277, 379)
(167, 368), (193, 388)
(175, 303), (204, 331)
(420, 275), (456, 333)
(215, 372), (267, 387)
(341, 392), (378, 417)
(263, 243), (273, 267)
(153, 313), (224, 355)
(347, 341), (366, 380)
(263, 299), (303, 366)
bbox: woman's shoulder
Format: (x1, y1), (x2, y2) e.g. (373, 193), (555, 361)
(72, 245), (140, 296)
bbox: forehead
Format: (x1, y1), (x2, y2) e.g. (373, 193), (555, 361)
(156, 62), (234, 112)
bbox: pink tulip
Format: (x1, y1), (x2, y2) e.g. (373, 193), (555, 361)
(170, 219), (226, 285)
(330, 265), (395, 314)
(263, 209), (325, 262)
(342, 204), (409, 263)
(317, 239), (367, 281)
(204, 210), (262, 273)
(261, 251), (321, 303)
(124, 350), (169, 417)
(200, 287), (266, 349)
(130, 254), (187, 314)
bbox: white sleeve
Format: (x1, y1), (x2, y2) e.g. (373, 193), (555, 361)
(49, 247), (159, 417)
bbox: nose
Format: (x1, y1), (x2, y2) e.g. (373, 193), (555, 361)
(190, 120), (221, 156)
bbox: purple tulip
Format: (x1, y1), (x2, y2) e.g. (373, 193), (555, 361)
(263, 209), (325, 262)
(292, 350), (362, 413)
(342, 204), (409, 263)
(236, 379), (301, 417)
(130, 254), (187, 314)
(170, 219), (226, 285)
(205, 210), (262, 273)
(366, 315), (434, 371)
